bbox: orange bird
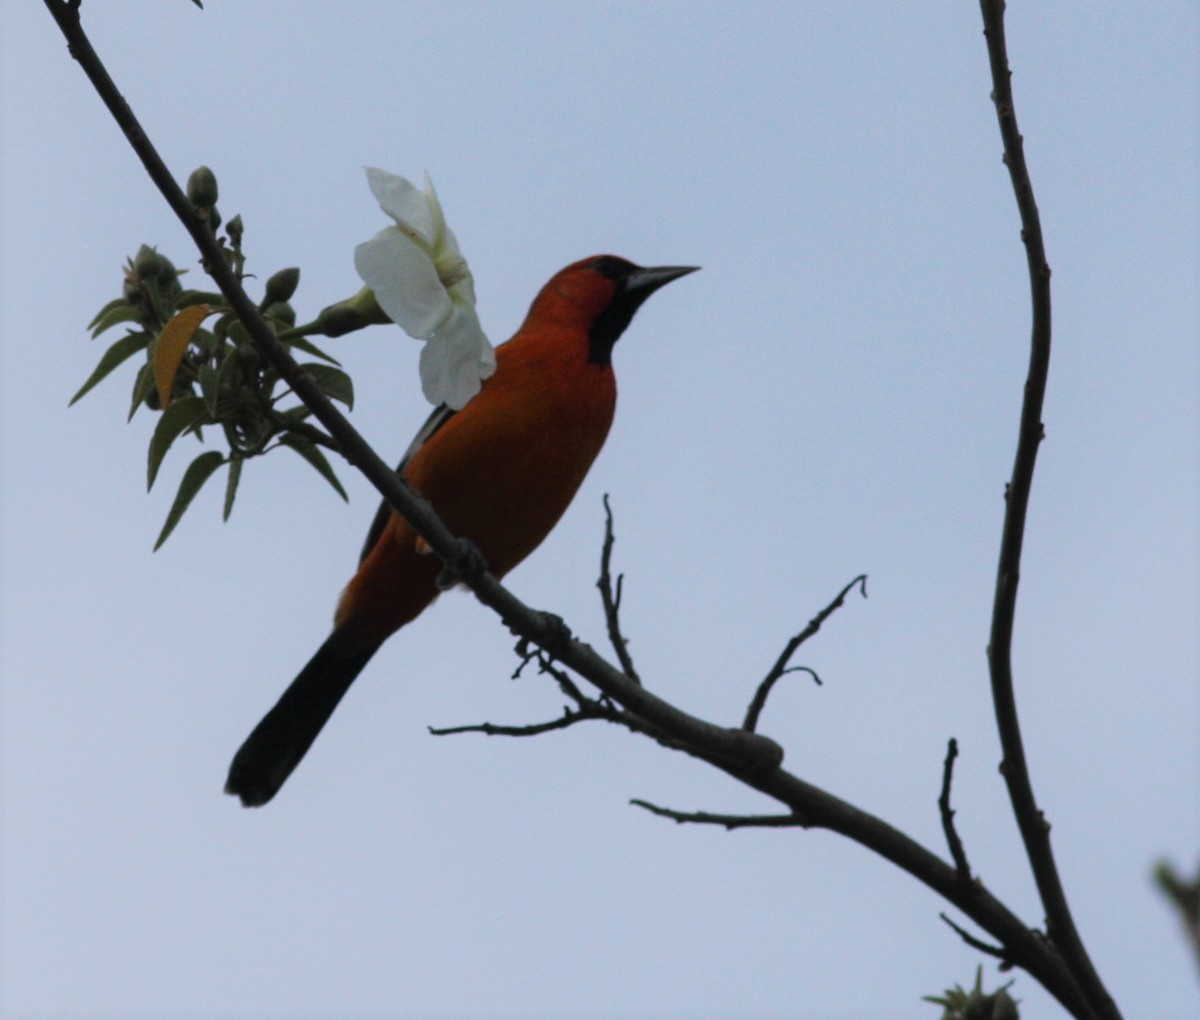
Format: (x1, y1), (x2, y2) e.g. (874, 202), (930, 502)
(225, 255), (696, 806)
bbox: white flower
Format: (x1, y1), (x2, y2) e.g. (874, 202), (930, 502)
(354, 168), (495, 409)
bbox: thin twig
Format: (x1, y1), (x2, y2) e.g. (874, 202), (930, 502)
(630, 800), (807, 830)
(939, 913), (1012, 964)
(743, 575), (865, 732)
(938, 738), (972, 879)
(429, 710), (598, 738)
(597, 495), (641, 683)
(512, 644), (727, 762)
(514, 637), (600, 709)
(978, 4), (1117, 1017)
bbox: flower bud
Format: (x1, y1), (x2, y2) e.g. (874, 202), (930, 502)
(264, 267), (300, 305)
(265, 301), (296, 327)
(186, 166), (219, 208)
(990, 991), (1019, 1020)
(224, 213), (242, 246)
(236, 343), (261, 373)
(228, 320), (251, 346)
(134, 244), (166, 281)
(156, 253), (179, 285)
(312, 286), (390, 337)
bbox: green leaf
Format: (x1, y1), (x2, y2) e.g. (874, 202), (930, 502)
(276, 403), (312, 423)
(299, 362), (354, 409)
(191, 327), (221, 357)
(88, 297), (133, 332)
(280, 434), (348, 501)
(198, 363), (221, 413)
(89, 302), (142, 338)
(259, 366), (281, 398)
(175, 290), (226, 310)
(223, 456), (243, 521)
(69, 331), (149, 406)
(148, 395), (210, 490)
(214, 347), (244, 406)
(286, 336), (341, 366)
(127, 360), (158, 421)
(153, 450), (225, 550)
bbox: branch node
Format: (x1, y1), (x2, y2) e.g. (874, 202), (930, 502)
(726, 729), (785, 775)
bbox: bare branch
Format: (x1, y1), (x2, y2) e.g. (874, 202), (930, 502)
(978, 3), (1116, 1016)
(514, 636), (603, 710)
(780, 665), (822, 686)
(938, 738), (972, 879)
(939, 913), (1012, 965)
(510, 642), (746, 764)
(429, 709), (598, 739)
(597, 495), (641, 683)
(742, 575), (865, 732)
(631, 799), (807, 830)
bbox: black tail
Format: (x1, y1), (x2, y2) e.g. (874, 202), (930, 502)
(225, 633), (381, 807)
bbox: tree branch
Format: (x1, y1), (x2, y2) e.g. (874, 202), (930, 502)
(597, 495), (641, 684)
(742, 575), (865, 732)
(630, 800), (807, 830)
(978, 3), (1117, 1017)
(938, 738), (972, 879)
(939, 913), (1011, 964)
(429, 709), (598, 739)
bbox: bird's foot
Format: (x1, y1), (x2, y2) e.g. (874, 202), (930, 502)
(535, 611), (572, 657)
(436, 538), (488, 591)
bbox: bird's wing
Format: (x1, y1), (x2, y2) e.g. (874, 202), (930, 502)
(358, 403), (457, 564)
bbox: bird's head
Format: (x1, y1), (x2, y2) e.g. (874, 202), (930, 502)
(527, 255), (698, 366)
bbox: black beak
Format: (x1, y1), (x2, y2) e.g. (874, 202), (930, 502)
(589, 264), (699, 365)
(623, 264), (700, 298)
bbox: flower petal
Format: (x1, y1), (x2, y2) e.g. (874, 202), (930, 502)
(354, 227), (451, 338)
(419, 303), (496, 409)
(422, 172), (448, 252)
(440, 222), (465, 260)
(358, 167), (495, 409)
(364, 167), (436, 249)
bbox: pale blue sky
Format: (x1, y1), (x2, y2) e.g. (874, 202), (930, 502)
(2, 3), (1197, 1018)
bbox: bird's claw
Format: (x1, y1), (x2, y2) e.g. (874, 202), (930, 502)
(436, 538), (488, 591)
(536, 611), (572, 656)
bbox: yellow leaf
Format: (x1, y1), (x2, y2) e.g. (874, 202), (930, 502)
(153, 304), (214, 409)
